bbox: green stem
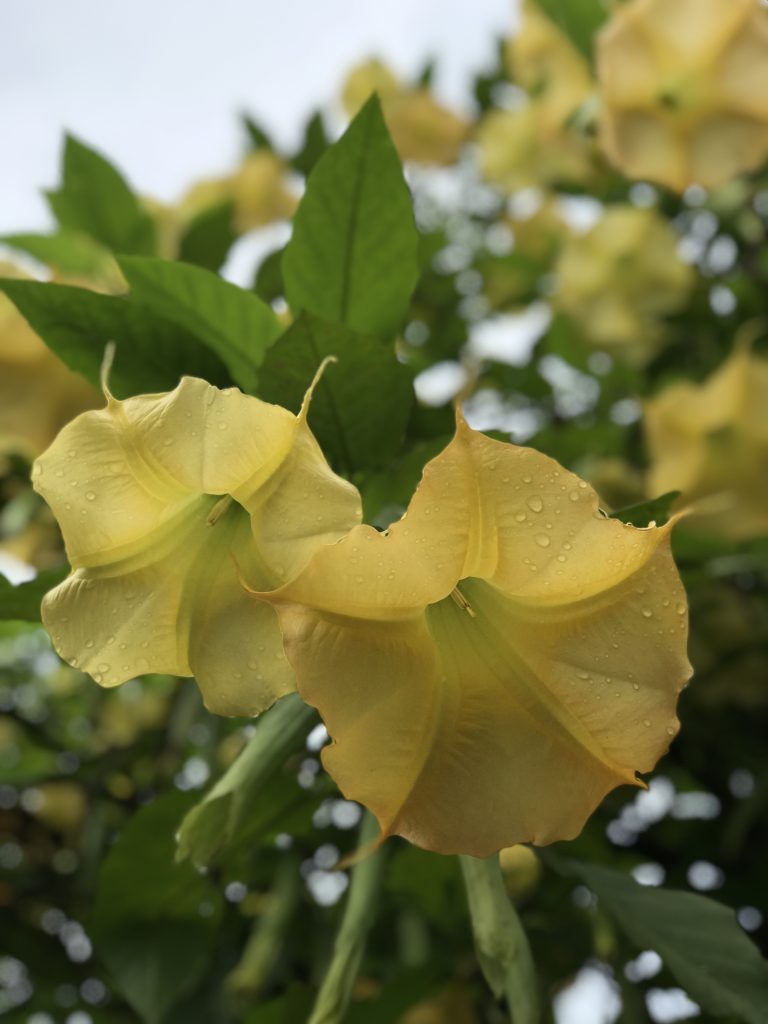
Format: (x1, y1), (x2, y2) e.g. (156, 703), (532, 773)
(225, 854), (301, 1006)
(176, 693), (317, 868)
(308, 812), (386, 1024)
(460, 853), (540, 1024)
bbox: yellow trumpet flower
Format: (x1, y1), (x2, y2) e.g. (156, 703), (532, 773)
(597, 0), (768, 191)
(341, 59), (469, 166)
(32, 368), (362, 716)
(645, 345), (768, 540)
(258, 415), (691, 856)
(554, 205), (694, 366)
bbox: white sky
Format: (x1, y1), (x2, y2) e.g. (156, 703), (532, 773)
(1, 0), (513, 233)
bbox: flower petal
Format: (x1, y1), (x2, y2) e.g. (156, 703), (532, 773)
(42, 501), (293, 716)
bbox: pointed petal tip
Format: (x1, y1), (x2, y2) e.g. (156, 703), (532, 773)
(299, 355), (338, 421)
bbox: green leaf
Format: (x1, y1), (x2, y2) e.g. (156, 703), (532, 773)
(176, 694), (316, 869)
(534, 0), (609, 60)
(46, 135), (156, 256)
(283, 96), (420, 337)
(253, 246), (285, 304)
(291, 111), (329, 177)
(0, 279), (229, 398)
(90, 792), (224, 1024)
(242, 114), (274, 151)
(177, 200), (238, 271)
(0, 569), (68, 622)
(609, 491), (681, 528)
(118, 257), (282, 393)
(258, 313), (414, 473)
(1, 230), (115, 280)
(560, 859), (768, 1024)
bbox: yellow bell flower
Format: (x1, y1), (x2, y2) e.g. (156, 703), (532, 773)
(258, 415), (691, 856)
(506, 0), (594, 128)
(32, 370), (362, 716)
(0, 263), (100, 458)
(476, 102), (596, 193)
(230, 151), (298, 233)
(597, 0), (768, 191)
(645, 346), (768, 540)
(554, 205), (694, 366)
(476, 2), (597, 193)
(144, 152), (297, 258)
(341, 59), (469, 166)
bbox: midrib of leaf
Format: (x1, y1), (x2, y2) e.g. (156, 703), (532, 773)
(338, 108), (374, 326)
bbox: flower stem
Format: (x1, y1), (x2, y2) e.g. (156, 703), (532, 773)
(459, 852), (540, 1024)
(308, 811), (386, 1024)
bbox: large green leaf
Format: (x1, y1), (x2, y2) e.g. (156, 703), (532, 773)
(282, 96), (420, 337)
(561, 859), (768, 1024)
(534, 0), (609, 60)
(91, 792), (223, 1024)
(46, 135), (156, 256)
(1, 230), (115, 281)
(0, 569), (68, 622)
(0, 279), (229, 398)
(176, 694), (316, 869)
(118, 256), (282, 393)
(258, 313), (414, 473)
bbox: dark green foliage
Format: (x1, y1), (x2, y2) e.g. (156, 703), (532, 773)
(282, 96), (420, 337)
(46, 135), (156, 256)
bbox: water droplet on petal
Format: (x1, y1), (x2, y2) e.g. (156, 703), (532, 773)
(535, 534), (550, 548)
(86, 491), (96, 501)
(526, 496), (543, 513)
(85, 640), (95, 649)
(676, 602), (686, 615)
(641, 608), (653, 618)
(643, 719), (651, 728)
(515, 512), (527, 523)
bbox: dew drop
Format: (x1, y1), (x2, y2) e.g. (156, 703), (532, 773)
(92, 672), (103, 684)
(676, 602), (686, 615)
(535, 533), (550, 548)
(522, 473), (532, 484)
(515, 512), (527, 523)
(106, 635), (115, 646)
(526, 496), (543, 513)
(569, 490), (580, 502)
(632, 682), (640, 691)
(577, 670), (590, 680)
(67, 449), (77, 458)
(355, 576), (364, 584)
(556, 553), (567, 563)
(85, 640), (95, 649)
(97, 663), (110, 673)
(641, 608), (653, 618)
(387, 571), (395, 580)
(86, 491), (96, 501)
(31, 463), (42, 478)
(643, 719), (651, 728)
(563, 542), (572, 551)
(666, 726), (676, 736)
